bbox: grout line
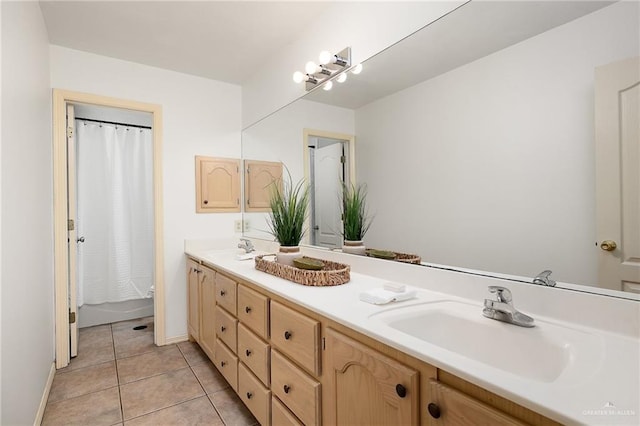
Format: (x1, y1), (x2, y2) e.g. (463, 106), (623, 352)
(112, 323), (126, 424)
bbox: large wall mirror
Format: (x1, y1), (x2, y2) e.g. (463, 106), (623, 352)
(242, 0), (640, 300)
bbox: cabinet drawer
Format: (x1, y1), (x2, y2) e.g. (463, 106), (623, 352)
(238, 323), (270, 386)
(216, 273), (237, 315)
(272, 396), (303, 426)
(238, 363), (271, 426)
(271, 350), (320, 426)
(427, 380), (526, 426)
(270, 301), (320, 375)
(214, 339), (238, 391)
(237, 284), (269, 339)
(215, 305), (238, 353)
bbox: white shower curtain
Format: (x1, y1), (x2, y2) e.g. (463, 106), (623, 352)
(76, 121), (154, 305)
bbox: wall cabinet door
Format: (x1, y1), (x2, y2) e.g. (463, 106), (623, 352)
(244, 160), (282, 212)
(199, 265), (216, 360)
(195, 156), (240, 213)
(186, 259), (201, 342)
(324, 328), (419, 426)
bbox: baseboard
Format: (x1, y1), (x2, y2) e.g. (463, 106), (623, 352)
(164, 334), (188, 345)
(34, 362), (56, 426)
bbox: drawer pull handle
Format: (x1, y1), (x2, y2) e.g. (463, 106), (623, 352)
(220, 290), (226, 296)
(220, 326), (226, 332)
(284, 331), (292, 340)
(245, 349), (252, 357)
(220, 361), (226, 367)
(245, 306), (252, 314)
(283, 384), (291, 394)
(396, 384), (407, 398)
(427, 403), (441, 419)
(246, 392), (253, 400)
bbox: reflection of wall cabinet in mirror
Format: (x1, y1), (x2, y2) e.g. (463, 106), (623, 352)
(195, 156), (240, 213)
(244, 160), (283, 212)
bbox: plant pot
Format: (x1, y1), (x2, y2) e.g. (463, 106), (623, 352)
(342, 240), (366, 255)
(277, 245), (301, 266)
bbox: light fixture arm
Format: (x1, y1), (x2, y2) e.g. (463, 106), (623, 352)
(292, 47), (352, 91)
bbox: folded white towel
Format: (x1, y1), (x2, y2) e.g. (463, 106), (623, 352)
(359, 288), (416, 305)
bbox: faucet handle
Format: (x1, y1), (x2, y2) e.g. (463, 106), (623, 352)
(488, 286), (512, 303)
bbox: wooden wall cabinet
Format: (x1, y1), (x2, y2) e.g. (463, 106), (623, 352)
(195, 156), (240, 213)
(186, 257), (558, 426)
(244, 160), (282, 212)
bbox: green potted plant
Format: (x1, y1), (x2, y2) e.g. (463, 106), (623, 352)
(341, 182), (373, 255)
(267, 171), (309, 265)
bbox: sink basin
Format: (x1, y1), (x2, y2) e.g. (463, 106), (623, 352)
(369, 300), (603, 383)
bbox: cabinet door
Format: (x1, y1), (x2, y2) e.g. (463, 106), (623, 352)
(199, 265), (216, 360)
(186, 259), (200, 342)
(244, 160), (282, 212)
(325, 328), (419, 426)
(195, 156), (240, 213)
(427, 380), (526, 426)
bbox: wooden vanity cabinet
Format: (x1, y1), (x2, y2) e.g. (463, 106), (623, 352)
(186, 257), (559, 426)
(186, 258), (201, 342)
(199, 265), (216, 359)
(324, 328), (419, 425)
(426, 380), (526, 426)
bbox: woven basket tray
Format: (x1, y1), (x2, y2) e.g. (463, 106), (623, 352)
(367, 249), (422, 265)
(254, 255), (350, 286)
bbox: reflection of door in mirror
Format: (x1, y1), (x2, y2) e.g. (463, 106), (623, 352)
(595, 57), (640, 293)
(305, 131), (354, 248)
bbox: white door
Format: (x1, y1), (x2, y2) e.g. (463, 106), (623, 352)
(595, 57), (640, 293)
(66, 103), (79, 356)
(313, 140), (346, 248)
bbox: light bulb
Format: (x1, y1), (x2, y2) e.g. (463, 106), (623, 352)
(351, 63), (363, 75)
(305, 61), (318, 75)
(336, 73), (347, 83)
(323, 80), (333, 91)
(293, 71), (305, 83)
(319, 51), (332, 65)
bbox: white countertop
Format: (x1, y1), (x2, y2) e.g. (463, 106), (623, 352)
(185, 242), (639, 425)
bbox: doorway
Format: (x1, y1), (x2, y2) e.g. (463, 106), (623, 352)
(53, 90), (165, 369)
(303, 129), (355, 249)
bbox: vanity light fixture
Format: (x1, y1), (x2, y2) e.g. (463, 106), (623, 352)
(292, 47), (352, 91)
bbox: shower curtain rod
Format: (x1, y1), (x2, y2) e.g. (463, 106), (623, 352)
(76, 117), (152, 130)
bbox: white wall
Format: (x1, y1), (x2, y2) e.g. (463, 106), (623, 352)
(1, 2), (54, 424)
(243, 99), (354, 241)
(49, 45), (242, 339)
(356, 2), (639, 286)
(241, 1), (464, 128)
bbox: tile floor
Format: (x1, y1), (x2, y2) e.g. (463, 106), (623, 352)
(42, 317), (258, 426)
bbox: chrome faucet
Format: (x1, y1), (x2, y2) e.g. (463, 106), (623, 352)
(237, 238), (255, 253)
(533, 270), (556, 287)
(482, 286), (534, 327)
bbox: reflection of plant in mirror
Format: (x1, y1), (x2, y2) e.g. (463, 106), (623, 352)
(342, 182), (373, 241)
(267, 170), (309, 247)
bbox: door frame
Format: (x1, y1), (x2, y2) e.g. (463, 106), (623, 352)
(52, 89), (165, 368)
(303, 129), (355, 246)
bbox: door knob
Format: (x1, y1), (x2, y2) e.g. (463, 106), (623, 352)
(77, 236), (85, 243)
(600, 240), (617, 251)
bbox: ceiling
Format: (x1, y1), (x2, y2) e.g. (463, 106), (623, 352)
(39, 1), (331, 85)
(305, 0), (615, 109)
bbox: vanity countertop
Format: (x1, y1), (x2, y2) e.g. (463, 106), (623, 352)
(185, 243), (639, 425)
